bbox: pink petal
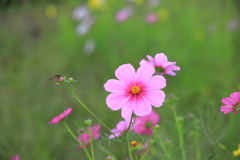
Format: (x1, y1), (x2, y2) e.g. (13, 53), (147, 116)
(115, 64), (136, 85)
(221, 97), (235, 105)
(136, 65), (155, 86)
(133, 95), (152, 117)
(142, 90), (165, 107)
(140, 59), (151, 66)
(154, 53), (168, 66)
(106, 92), (131, 110)
(121, 101), (134, 120)
(117, 121), (129, 131)
(143, 75), (166, 90)
(164, 70), (177, 76)
(104, 79), (126, 92)
(146, 55), (156, 65)
(230, 92), (240, 103)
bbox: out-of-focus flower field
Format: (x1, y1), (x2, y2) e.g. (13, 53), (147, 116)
(1, 0), (240, 159)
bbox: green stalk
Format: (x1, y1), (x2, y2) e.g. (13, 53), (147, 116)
(63, 121), (92, 160)
(64, 83), (116, 138)
(127, 140), (133, 160)
(171, 108), (187, 160)
(89, 131), (95, 160)
(159, 136), (171, 159)
(116, 113), (134, 160)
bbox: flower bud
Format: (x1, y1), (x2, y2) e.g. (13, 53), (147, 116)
(57, 77), (64, 83)
(68, 77), (74, 82)
(84, 119), (93, 126)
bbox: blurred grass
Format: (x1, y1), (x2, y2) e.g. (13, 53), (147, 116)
(0, 0), (240, 159)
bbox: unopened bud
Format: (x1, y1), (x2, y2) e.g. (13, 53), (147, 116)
(84, 119), (93, 126)
(68, 77), (74, 82)
(57, 77), (64, 83)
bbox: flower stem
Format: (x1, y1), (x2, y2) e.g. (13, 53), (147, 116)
(64, 83), (115, 137)
(116, 113), (134, 160)
(127, 140), (133, 160)
(159, 136), (171, 159)
(171, 108), (187, 160)
(89, 132), (95, 160)
(63, 121), (92, 160)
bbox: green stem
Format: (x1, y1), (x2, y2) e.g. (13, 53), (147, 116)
(96, 143), (114, 157)
(159, 136), (171, 159)
(63, 121), (92, 160)
(195, 126), (200, 160)
(127, 140), (133, 160)
(89, 131), (95, 160)
(171, 108), (187, 160)
(64, 83), (115, 137)
(116, 113), (134, 160)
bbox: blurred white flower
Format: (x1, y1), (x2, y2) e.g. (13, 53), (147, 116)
(115, 6), (133, 23)
(227, 19), (239, 31)
(148, 0), (161, 7)
(75, 15), (95, 36)
(72, 5), (89, 21)
(84, 39), (95, 55)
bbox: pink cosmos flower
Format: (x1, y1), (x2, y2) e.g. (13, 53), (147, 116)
(140, 53), (180, 76)
(133, 109), (159, 135)
(115, 7), (132, 22)
(145, 13), (158, 24)
(104, 64), (166, 120)
(10, 155), (20, 160)
(48, 108), (72, 124)
(109, 121), (131, 139)
(78, 124), (101, 149)
(220, 92), (240, 114)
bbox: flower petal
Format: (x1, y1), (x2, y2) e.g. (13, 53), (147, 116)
(104, 79), (127, 92)
(133, 95), (152, 117)
(142, 90), (165, 107)
(115, 64), (136, 85)
(230, 92), (240, 104)
(136, 65), (155, 86)
(121, 100), (134, 120)
(106, 92), (131, 111)
(146, 55), (156, 65)
(155, 53), (168, 66)
(140, 59), (151, 66)
(142, 75), (166, 90)
(221, 97), (235, 105)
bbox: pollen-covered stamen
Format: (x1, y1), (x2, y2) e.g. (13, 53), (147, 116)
(131, 86), (141, 94)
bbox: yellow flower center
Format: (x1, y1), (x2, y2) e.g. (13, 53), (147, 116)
(131, 86), (141, 94)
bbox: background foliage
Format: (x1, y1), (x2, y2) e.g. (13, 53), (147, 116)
(1, 0), (240, 159)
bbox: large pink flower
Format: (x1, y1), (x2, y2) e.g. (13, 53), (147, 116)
(48, 108), (72, 124)
(140, 53), (180, 76)
(104, 64), (166, 120)
(133, 109), (159, 135)
(10, 155), (20, 160)
(109, 120), (132, 139)
(220, 92), (240, 114)
(78, 124), (101, 149)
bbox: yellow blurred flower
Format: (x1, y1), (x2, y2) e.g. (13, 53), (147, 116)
(134, 0), (144, 5)
(232, 144), (240, 156)
(193, 30), (205, 41)
(158, 8), (168, 21)
(45, 5), (57, 19)
(88, 0), (105, 10)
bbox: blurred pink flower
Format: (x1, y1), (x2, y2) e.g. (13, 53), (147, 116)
(115, 7), (132, 22)
(133, 110), (159, 135)
(220, 92), (240, 114)
(145, 13), (158, 24)
(48, 108), (72, 124)
(78, 124), (101, 149)
(109, 121), (131, 139)
(104, 64), (166, 120)
(140, 53), (180, 76)
(10, 155), (20, 160)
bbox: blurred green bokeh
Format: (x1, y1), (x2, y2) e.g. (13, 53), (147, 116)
(1, 0), (240, 159)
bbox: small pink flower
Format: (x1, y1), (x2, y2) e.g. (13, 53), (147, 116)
(48, 108), (72, 124)
(78, 124), (101, 149)
(133, 110), (159, 135)
(220, 92), (240, 114)
(140, 53), (180, 76)
(10, 155), (20, 160)
(57, 77), (64, 83)
(145, 13), (158, 24)
(115, 7), (132, 22)
(109, 121), (131, 139)
(104, 64), (166, 120)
